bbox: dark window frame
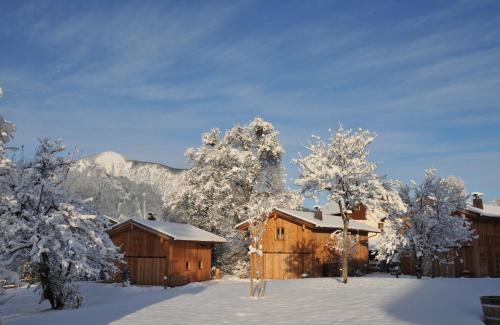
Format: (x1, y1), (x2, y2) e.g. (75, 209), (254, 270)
(276, 227), (285, 240)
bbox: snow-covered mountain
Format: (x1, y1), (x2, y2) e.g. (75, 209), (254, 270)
(65, 151), (183, 221)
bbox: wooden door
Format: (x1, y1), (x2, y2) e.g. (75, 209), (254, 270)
(263, 253), (312, 279)
(125, 257), (167, 285)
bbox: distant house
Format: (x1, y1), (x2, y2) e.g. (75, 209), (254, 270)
(108, 218), (226, 286)
(400, 194), (500, 277)
(236, 206), (380, 279)
(453, 194), (500, 277)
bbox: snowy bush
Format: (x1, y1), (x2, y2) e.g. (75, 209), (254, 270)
(232, 260), (250, 279)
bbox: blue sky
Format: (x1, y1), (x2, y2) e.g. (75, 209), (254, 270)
(1, 0), (500, 201)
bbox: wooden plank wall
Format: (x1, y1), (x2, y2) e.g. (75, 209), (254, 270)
(168, 241), (212, 283)
(462, 219), (500, 277)
(110, 225), (169, 285)
(110, 225), (167, 258)
(252, 211), (369, 279)
(125, 257), (166, 285)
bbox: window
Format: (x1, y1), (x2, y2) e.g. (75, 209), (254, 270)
(186, 261), (191, 271)
(199, 260), (204, 270)
(480, 253), (487, 265)
(496, 253), (500, 271)
(276, 227), (285, 240)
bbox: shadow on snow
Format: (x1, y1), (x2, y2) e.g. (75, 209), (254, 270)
(1, 281), (207, 325)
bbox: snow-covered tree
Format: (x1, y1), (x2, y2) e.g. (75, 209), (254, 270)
(376, 169), (474, 278)
(165, 118), (301, 274)
(0, 137), (122, 309)
(294, 126), (386, 284)
(0, 114), (16, 300)
(370, 180), (408, 266)
(491, 198), (500, 206)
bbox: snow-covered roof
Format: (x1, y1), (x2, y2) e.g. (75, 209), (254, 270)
(321, 202), (341, 215)
(110, 218), (227, 243)
(236, 208), (380, 233)
(104, 215), (119, 225)
(277, 208), (379, 232)
(465, 203), (500, 218)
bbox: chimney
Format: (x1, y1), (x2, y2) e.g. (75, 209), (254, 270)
(472, 192), (484, 209)
(313, 206), (323, 221)
(147, 213), (156, 221)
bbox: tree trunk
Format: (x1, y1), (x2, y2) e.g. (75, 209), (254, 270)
(249, 277), (254, 296)
(342, 217), (349, 284)
(249, 258), (254, 297)
(338, 200), (349, 284)
(38, 253), (64, 309)
(431, 253), (437, 278)
(415, 254), (422, 280)
(255, 253), (263, 297)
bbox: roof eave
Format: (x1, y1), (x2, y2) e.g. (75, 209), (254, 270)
(109, 219), (227, 243)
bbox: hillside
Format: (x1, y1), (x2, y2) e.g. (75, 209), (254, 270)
(65, 151), (183, 220)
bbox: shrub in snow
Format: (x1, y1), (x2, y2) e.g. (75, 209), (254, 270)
(165, 117), (301, 274)
(0, 134), (122, 309)
(376, 169), (474, 278)
(232, 260), (250, 279)
(294, 125), (387, 284)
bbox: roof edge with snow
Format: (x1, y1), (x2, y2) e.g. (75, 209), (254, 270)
(109, 218), (227, 243)
(235, 208), (380, 233)
(463, 203), (500, 218)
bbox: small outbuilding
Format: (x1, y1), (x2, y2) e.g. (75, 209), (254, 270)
(108, 218), (226, 286)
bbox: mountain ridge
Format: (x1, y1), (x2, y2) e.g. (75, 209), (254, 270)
(65, 151), (182, 220)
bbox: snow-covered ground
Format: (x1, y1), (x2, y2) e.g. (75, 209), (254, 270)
(1, 274), (497, 325)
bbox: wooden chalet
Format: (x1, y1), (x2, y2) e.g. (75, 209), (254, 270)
(400, 194), (500, 277)
(108, 218), (226, 286)
(236, 206), (380, 279)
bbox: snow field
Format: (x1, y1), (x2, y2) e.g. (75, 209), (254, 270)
(1, 275), (497, 325)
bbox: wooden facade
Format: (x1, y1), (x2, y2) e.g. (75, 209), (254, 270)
(238, 209), (371, 279)
(400, 200), (500, 278)
(108, 221), (216, 286)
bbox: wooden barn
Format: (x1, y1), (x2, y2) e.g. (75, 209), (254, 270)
(457, 196), (500, 277)
(400, 194), (500, 277)
(236, 206), (380, 279)
(108, 218), (226, 286)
